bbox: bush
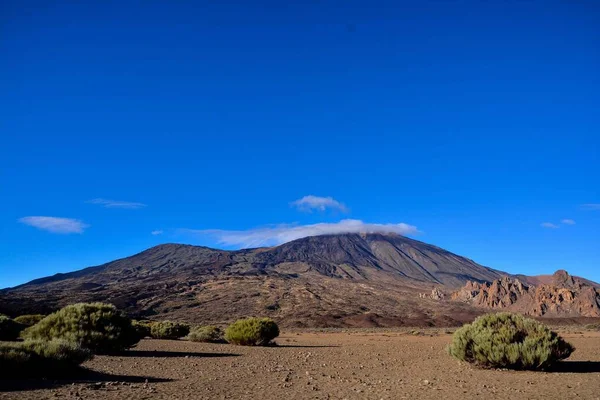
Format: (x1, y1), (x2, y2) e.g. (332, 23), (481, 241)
(585, 323), (600, 330)
(224, 317), (279, 346)
(150, 321), (190, 339)
(14, 314), (46, 326)
(22, 303), (139, 354)
(132, 320), (153, 339)
(187, 326), (224, 343)
(448, 313), (574, 370)
(0, 315), (24, 341)
(0, 339), (92, 378)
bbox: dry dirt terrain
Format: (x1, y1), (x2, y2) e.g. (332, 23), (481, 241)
(2, 330), (600, 400)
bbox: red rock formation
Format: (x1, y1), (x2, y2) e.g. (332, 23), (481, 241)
(451, 270), (600, 317)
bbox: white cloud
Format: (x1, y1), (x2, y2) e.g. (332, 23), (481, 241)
(540, 222), (559, 229)
(87, 198), (146, 209)
(561, 219), (576, 225)
(290, 195), (348, 213)
(581, 203), (600, 210)
(182, 219), (419, 248)
(151, 230), (164, 235)
(19, 216), (89, 234)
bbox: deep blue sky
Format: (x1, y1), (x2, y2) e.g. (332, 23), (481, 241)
(1, 1), (599, 288)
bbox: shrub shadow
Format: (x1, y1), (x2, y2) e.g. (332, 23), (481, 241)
(548, 361), (600, 373)
(119, 350), (240, 358)
(0, 368), (172, 392)
(277, 345), (340, 348)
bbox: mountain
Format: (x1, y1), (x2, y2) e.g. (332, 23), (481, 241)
(1, 233), (596, 327)
(451, 270), (600, 317)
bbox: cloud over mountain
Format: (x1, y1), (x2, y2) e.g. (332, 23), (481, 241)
(182, 219), (419, 248)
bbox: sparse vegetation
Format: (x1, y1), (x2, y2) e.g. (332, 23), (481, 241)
(14, 314), (46, 326)
(132, 320), (153, 339)
(225, 317), (279, 346)
(187, 326), (224, 343)
(0, 339), (92, 377)
(0, 315), (24, 341)
(150, 321), (190, 339)
(22, 303), (139, 354)
(448, 312), (574, 370)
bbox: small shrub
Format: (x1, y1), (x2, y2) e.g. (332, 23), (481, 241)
(225, 317), (279, 346)
(0, 315), (24, 341)
(448, 313), (574, 370)
(150, 321), (190, 339)
(187, 326), (224, 343)
(22, 303), (139, 354)
(14, 314), (46, 326)
(0, 339), (92, 378)
(132, 320), (153, 339)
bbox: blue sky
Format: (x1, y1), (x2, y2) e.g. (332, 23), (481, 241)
(1, 1), (599, 288)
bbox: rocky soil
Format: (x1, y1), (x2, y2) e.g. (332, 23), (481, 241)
(2, 330), (599, 399)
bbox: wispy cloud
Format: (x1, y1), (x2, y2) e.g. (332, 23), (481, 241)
(540, 222), (559, 229)
(561, 219), (576, 225)
(581, 203), (600, 211)
(290, 195), (348, 213)
(19, 216), (89, 234)
(181, 219), (419, 248)
(151, 230), (164, 235)
(87, 198), (146, 209)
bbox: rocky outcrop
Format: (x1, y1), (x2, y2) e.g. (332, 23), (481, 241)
(419, 287), (446, 300)
(452, 270), (600, 317)
(451, 276), (529, 308)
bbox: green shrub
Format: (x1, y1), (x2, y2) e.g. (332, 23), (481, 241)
(150, 321), (190, 339)
(0, 315), (24, 341)
(22, 303), (139, 354)
(187, 326), (224, 343)
(0, 339), (92, 378)
(224, 317), (279, 346)
(448, 313), (574, 370)
(14, 314), (46, 326)
(132, 320), (153, 339)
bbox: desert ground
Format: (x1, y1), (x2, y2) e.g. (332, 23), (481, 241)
(2, 329), (599, 400)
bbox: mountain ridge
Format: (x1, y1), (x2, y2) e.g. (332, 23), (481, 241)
(1, 233), (597, 327)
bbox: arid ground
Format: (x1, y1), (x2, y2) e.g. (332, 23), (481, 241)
(2, 330), (599, 400)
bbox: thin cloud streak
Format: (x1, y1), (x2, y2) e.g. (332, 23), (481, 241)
(290, 195), (348, 213)
(19, 216), (89, 234)
(181, 219), (419, 248)
(540, 222), (559, 229)
(151, 230), (164, 235)
(87, 198), (147, 209)
(581, 203), (600, 210)
(561, 219), (576, 225)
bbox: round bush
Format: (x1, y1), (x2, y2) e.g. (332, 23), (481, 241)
(22, 303), (139, 354)
(224, 317), (279, 346)
(448, 312), (574, 370)
(0, 315), (24, 341)
(187, 326), (224, 343)
(14, 314), (46, 327)
(0, 339), (92, 378)
(150, 321), (190, 339)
